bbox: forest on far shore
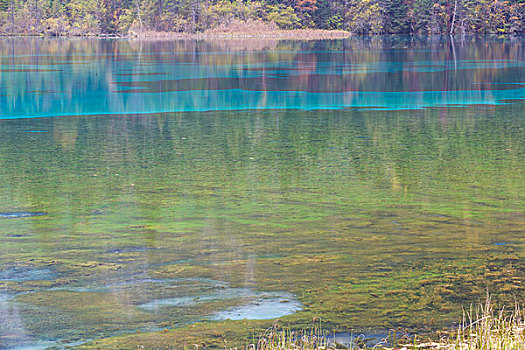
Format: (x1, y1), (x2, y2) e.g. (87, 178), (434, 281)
(0, 0), (524, 37)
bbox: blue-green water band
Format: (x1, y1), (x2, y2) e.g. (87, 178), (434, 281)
(2, 89), (525, 119)
(1, 38), (524, 119)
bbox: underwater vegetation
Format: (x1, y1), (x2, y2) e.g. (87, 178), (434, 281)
(0, 103), (523, 349)
(0, 38), (524, 349)
(76, 296), (525, 350)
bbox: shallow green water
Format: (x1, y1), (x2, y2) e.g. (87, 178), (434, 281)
(0, 37), (524, 349)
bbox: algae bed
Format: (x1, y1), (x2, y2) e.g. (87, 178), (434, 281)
(0, 37), (524, 349)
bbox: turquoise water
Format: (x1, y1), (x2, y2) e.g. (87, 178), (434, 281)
(0, 37), (524, 349)
(1, 38), (524, 119)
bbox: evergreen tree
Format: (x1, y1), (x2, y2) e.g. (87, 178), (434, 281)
(1, 0), (523, 36)
(381, 0), (409, 33)
(313, 0), (331, 29)
(98, 0), (117, 33)
(0, 0), (8, 12)
(409, 0), (434, 33)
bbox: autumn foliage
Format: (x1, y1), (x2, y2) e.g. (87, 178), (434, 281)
(0, 0), (523, 35)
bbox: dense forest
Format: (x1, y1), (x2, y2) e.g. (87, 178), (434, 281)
(0, 0), (524, 36)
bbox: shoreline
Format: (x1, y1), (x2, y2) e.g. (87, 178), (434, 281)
(132, 29), (351, 40)
(0, 29), (352, 40)
(1, 32), (523, 41)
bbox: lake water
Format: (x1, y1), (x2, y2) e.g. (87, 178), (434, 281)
(0, 37), (524, 349)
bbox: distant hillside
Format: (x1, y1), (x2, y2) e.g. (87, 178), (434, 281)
(0, 0), (524, 36)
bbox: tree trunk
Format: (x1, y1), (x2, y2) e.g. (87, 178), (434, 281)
(450, 0), (457, 35)
(157, 0), (162, 30)
(191, 6), (195, 32)
(34, 0), (39, 31)
(136, 0), (143, 33)
(9, 0), (14, 33)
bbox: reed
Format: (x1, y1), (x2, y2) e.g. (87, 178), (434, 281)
(450, 295), (525, 350)
(240, 296), (524, 350)
(249, 319), (334, 350)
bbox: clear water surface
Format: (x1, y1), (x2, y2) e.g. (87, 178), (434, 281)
(0, 37), (524, 349)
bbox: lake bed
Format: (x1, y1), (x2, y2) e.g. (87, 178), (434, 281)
(0, 37), (524, 349)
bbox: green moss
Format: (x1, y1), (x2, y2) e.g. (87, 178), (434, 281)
(0, 103), (523, 347)
(76, 320), (273, 350)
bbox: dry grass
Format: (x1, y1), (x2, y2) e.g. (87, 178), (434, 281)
(447, 296), (525, 350)
(204, 19), (279, 36)
(240, 296), (524, 350)
(247, 320), (335, 350)
(133, 20), (350, 40)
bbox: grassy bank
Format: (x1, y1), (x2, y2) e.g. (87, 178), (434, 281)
(1, 19), (350, 39)
(131, 21), (350, 39)
(122, 20), (350, 40)
(253, 298), (525, 350)
(75, 297), (524, 350)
